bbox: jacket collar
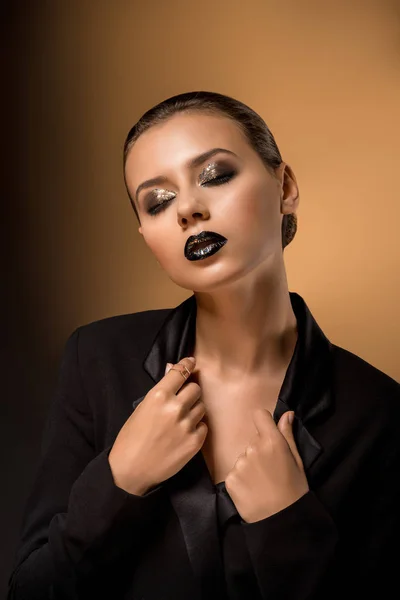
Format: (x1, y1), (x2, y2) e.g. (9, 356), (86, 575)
(132, 292), (334, 599)
(134, 291), (334, 433)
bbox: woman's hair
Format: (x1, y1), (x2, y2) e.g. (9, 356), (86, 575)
(123, 91), (297, 250)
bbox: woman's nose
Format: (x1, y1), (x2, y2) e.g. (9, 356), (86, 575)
(176, 195), (210, 226)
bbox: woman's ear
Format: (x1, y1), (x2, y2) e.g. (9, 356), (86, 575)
(280, 164), (300, 214)
(138, 226), (143, 235)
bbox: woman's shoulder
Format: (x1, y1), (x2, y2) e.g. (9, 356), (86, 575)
(67, 305), (174, 360)
(330, 342), (400, 413)
(78, 305), (174, 333)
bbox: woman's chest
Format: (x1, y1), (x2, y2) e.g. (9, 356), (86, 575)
(194, 372), (284, 485)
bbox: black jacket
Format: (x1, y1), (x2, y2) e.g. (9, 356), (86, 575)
(7, 292), (400, 600)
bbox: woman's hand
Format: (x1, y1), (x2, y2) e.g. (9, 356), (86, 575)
(225, 408), (309, 523)
(108, 357), (208, 496)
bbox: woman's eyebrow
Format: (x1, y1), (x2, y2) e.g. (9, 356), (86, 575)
(135, 147), (237, 204)
(188, 147), (238, 169)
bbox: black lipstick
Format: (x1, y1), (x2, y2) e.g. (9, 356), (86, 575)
(184, 230), (228, 262)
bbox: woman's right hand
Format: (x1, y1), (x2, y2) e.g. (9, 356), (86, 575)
(108, 357), (208, 496)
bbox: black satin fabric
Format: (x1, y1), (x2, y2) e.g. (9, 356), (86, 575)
(215, 481), (263, 599)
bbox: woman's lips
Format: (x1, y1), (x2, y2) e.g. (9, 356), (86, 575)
(184, 231), (228, 261)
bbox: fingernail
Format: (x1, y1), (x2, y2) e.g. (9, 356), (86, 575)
(288, 411), (294, 424)
(165, 363), (172, 373)
(187, 356), (196, 364)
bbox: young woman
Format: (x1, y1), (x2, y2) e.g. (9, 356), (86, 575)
(8, 91), (400, 600)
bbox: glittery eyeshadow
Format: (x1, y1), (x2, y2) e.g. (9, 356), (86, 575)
(199, 162), (219, 184)
(152, 189), (176, 201)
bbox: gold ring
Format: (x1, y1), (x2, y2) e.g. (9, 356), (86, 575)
(169, 365), (190, 380)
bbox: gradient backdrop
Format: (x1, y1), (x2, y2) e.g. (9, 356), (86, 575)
(2, 0), (399, 594)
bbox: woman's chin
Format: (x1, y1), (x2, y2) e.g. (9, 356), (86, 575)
(170, 265), (246, 294)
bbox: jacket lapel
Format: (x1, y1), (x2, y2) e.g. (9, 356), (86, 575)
(131, 292), (334, 597)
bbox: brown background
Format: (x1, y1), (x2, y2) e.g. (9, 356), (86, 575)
(2, 0), (399, 595)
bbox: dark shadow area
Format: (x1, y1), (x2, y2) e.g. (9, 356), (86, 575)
(1, 3), (65, 596)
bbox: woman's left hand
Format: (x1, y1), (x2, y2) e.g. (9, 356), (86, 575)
(225, 409), (309, 523)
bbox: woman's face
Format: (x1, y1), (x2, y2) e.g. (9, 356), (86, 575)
(124, 112), (299, 292)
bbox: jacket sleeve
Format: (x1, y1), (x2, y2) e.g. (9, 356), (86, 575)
(242, 489), (339, 599)
(241, 436), (400, 599)
(7, 328), (165, 600)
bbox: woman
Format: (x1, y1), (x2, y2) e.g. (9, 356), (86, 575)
(8, 91), (400, 600)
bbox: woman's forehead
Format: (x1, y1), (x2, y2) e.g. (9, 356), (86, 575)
(125, 112), (251, 179)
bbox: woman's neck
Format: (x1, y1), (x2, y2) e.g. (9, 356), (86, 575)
(193, 275), (298, 381)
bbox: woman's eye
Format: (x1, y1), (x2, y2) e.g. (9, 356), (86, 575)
(147, 201), (169, 216)
(146, 172), (235, 216)
(147, 189), (176, 216)
(201, 171), (235, 186)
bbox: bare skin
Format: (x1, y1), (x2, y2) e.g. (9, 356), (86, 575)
(118, 111), (308, 521)
(189, 358), (294, 485)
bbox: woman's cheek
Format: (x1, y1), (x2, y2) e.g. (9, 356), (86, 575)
(229, 192), (265, 234)
(151, 242), (180, 273)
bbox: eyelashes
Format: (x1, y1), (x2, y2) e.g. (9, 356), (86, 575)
(146, 169), (236, 216)
(205, 172), (235, 186)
